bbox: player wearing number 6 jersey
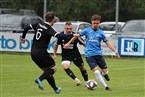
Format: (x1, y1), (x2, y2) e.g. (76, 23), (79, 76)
(20, 12), (75, 94)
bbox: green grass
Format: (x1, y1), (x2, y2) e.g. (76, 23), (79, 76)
(0, 52), (145, 97)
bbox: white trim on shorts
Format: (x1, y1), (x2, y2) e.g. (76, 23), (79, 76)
(62, 60), (71, 66)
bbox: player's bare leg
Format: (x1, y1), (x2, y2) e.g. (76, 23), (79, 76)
(62, 61), (82, 86)
(101, 69), (110, 81)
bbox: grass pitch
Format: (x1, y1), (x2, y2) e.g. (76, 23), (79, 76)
(0, 52), (144, 97)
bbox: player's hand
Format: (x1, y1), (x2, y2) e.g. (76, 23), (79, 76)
(53, 55), (57, 60)
(20, 38), (25, 44)
(116, 53), (120, 59)
(73, 34), (80, 37)
(63, 43), (70, 49)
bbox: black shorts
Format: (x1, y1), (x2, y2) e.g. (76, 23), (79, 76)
(62, 55), (84, 68)
(31, 51), (55, 69)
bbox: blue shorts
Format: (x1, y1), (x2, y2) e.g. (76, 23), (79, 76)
(85, 55), (107, 70)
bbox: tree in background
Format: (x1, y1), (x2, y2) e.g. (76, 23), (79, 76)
(119, 0), (145, 21)
(52, 0), (98, 22)
(0, 0), (145, 22)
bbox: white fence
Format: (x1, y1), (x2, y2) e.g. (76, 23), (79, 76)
(0, 32), (115, 55)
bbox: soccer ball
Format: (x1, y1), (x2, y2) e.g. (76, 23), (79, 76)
(86, 79), (97, 90)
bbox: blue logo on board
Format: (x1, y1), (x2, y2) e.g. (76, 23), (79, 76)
(124, 40), (141, 53)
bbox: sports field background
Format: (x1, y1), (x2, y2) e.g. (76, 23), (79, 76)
(0, 52), (144, 97)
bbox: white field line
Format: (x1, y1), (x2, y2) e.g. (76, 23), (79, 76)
(111, 66), (145, 70)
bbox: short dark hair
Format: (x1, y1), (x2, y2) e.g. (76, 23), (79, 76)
(65, 22), (72, 25)
(45, 11), (55, 22)
(91, 14), (101, 21)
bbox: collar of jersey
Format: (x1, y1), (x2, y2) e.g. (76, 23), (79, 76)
(45, 22), (51, 26)
(64, 31), (73, 34)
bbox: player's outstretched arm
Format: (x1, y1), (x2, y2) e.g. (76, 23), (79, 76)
(20, 25), (32, 44)
(105, 41), (120, 58)
(53, 44), (58, 60)
(64, 34), (80, 48)
(20, 38), (25, 44)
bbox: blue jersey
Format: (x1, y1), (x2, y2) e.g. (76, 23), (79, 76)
(79, 27), (108, 57)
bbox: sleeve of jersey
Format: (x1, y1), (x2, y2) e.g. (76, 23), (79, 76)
(79, 28), (86, 36)
(55, 38), (61, 45)
(78, 37), (85, 45)
(101, 31), (108, 42)
(22, 25), (32, 38)
(54, 33), (73, 39)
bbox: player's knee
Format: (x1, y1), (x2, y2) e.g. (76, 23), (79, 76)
(54, 68), (57, 72)
(62, 64), (69, 69)
(94, 70), (100, 76)
(102, 69), (109, 75)
(79, 66), (85, 71)
(52, 65), (57, 72)
(92, 66), (99, 72)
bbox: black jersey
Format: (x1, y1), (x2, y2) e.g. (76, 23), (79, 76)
(22, 21), (57, 53)
(56, 31), (84, 58)
(22, 21), (73, 53)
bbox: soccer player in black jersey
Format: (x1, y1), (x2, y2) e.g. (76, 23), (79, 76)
(20, 12), (74, 94)
(53, 22), (88, 86)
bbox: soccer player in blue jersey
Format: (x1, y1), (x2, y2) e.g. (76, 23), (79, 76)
(64, 14), (120, 91)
